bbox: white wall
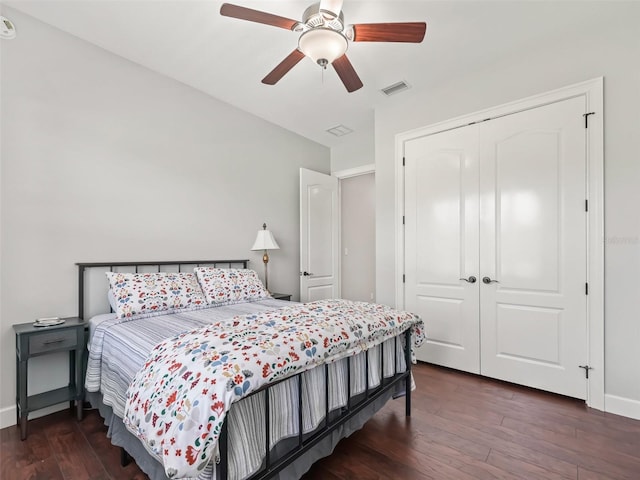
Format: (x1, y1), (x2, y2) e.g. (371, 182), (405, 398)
(330, 114), (374, 173)
(0, 8), (329, 426)
(340, 173), (375, 302)
(374, 6), (640, 411)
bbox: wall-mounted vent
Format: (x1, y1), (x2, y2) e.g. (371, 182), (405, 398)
(326, 124), (353, 137)
(0, 16), (16, 40)
(381, 80), (410, 96)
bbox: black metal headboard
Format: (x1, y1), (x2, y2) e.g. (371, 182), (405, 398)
(76, 259), (249, 319)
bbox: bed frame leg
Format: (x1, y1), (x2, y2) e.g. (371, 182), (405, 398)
(404, 329), (412, 417)
(120, 447), (131, 467)
(405, 376), (411, 417)
(219, 420), (228, 479)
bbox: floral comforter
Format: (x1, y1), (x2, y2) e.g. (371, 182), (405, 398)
(123, 299), (424, 479)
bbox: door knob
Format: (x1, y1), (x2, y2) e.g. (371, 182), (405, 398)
(482, 276), (499, 284)
(459, 276), (477, 283)
(302, 271), (314, 276)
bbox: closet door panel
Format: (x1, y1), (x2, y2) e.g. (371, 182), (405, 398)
(479, 97), (587, 399)
(405, 125), (480, 373)
(495, 132), (560, 291)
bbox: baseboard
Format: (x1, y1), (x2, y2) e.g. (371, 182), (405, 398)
(605, 394), (640, 420)
(0, 405), (17, 430)
(0, 402), (70, 430)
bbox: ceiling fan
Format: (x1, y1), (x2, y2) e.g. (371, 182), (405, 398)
(220, 1), (426, 93)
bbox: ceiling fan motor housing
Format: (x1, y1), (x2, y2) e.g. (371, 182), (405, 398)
(302, 2), (345, 30)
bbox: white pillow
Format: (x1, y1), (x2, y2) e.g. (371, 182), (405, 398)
(106, 271), (207, 319)
(194, 268), (268, 305)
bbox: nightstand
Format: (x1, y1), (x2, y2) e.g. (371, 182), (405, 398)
(13, 317), (86, 440)
(271, 293), (292, 301)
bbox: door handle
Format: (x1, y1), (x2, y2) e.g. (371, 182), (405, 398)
(482, 276), (499, 284)
(301, 271), (314, 276)
(459, 276), (477, 283)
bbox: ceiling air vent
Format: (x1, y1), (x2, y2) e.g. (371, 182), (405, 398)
(326, 125), (353, 137)
(381, 81), (410, 96)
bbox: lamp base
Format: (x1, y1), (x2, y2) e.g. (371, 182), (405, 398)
(263, 250), (270, 292)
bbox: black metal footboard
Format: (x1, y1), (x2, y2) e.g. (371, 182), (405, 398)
(218, 328), (414, 480)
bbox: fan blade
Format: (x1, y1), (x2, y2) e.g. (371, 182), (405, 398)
(262, 49), (306, 85)
(220, 3), (299, 31)
(351, 22), (427, 42)
(332, 55), (363, 93)
(319, 0), (343, 17)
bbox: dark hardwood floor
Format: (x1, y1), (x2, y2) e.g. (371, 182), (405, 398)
(2, 363), (639, 479)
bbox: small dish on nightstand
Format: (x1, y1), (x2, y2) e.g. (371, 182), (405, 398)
(34, 317), (65, 327)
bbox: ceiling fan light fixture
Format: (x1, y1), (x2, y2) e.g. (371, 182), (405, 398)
(298, 28), (348, 67)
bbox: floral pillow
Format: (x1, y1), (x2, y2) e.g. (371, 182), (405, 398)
(105, 271), (207, 319)
(194, 267), (269, 305)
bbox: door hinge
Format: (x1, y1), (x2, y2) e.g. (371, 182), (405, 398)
(585, 199), (588, 212)
(579, 365), (592, 379)
(402, 215), (405, 225)
(402, 274), (406, 283)
(402, 157), (405, 167)
(585, 282), (589, 295)
(583, 112), (595, 128)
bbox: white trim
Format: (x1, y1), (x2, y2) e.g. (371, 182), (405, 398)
(337, 179), (342, 299)
(333, 164), (375, 179)
(395, 78), (603, 142)
(605, 394), (640, 421)
(585, 78), (605, 411)
(0, 402), (70, 430)
(394, 77), (605, 410)
(0, 405), (14, 430)
(394, 137), (405, 310)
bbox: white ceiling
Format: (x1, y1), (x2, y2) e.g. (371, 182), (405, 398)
(3, 1), (615, 147)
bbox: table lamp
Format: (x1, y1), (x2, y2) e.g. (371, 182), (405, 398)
(251, 223), (280, 292)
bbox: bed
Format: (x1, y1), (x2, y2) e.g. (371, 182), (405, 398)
(78, 259), (424, 480)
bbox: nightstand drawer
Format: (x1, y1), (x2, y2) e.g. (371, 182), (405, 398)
(271, 293), (292, 301)
(29, 329), (77, 354)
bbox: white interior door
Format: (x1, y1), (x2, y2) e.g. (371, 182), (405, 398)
(479, 97), (587, 399)
(300, 168), (339, 302)
(405, 126), (481, 373)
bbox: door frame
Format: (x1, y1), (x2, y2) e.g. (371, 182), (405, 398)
(333, 164), (375, 180)
(394, 78), (604, 410)
(334, 164), (376, 302)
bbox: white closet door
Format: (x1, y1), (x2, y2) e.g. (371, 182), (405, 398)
(405, 125), (481, 373)
(479, 97), (588, 399)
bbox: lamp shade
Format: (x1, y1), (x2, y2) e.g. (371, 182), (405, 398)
(251, 226), (280, 251)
